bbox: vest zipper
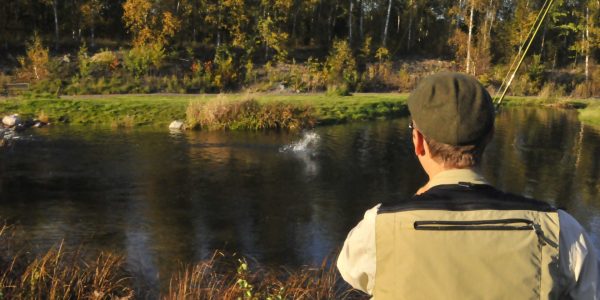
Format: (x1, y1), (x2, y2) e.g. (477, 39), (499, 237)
(414, 218), (534, 231)
(413, 218), (558, 248)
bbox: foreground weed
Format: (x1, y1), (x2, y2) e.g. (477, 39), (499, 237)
(1, 224), (365, 300)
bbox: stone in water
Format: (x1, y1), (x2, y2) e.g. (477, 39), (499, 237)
(2, 114), (21, 127)
(169, 120), (185, 130)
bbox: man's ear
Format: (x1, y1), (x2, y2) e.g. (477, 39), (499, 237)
(412, 129), (425, 156)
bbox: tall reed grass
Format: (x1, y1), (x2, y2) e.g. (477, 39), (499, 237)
(0, 225), (133, 299)
(110, 115), (136, 128)
(0, 224), (366, 299)
(164, 252), (366, 300)
(186, 96), (316, 131)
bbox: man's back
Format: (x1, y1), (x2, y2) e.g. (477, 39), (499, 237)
(337, 170), (599, 299)
(337, 73), (598, 299)
(375, 183), (560, 299)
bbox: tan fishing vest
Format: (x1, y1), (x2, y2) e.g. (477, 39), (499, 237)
(374, 184), (561, 300)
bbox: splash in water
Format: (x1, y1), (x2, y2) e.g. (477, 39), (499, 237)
(280, 132), (320, 152)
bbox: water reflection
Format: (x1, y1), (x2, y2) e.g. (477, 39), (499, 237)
(0, 108), (599, 292)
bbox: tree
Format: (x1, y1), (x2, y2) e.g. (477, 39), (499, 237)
(80, 0), (105, 48)
(382, 0), (393, 47)
(259, 0), (293, 62)
(17, 33), (50, 81)
(42, 0), (60, 49)
(122, 0), (180, 47)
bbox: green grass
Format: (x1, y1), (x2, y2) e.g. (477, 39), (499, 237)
(499, 96), (600, 127)
(499, 96), (589, 109)
(0, 94), (191, 127)
(1, 93), (598, 128)
(578, 101), (600, 127)
(0, 93), (409, 128)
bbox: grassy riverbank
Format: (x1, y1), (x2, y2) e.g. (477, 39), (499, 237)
(0, 93), (409, 128)
(1, 93), (598, 128)
(577, 101), (600, 127)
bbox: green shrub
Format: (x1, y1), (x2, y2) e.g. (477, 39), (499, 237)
(30, 78), (63, 96)
(76, 43), (91, 78)
(213, 46), (239, 91)
(325, 40), (358, 92)
(326, 83), (351, 96)
(397, 67), (414, 91)
(123, 43), (165, 76)
(512, 54), (546, 95)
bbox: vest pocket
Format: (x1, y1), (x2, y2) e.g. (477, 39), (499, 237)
(378, 218), (546, 299)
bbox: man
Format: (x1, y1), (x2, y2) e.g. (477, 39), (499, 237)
(337, 72), (598, 299)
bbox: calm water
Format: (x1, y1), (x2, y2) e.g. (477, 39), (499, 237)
(1, 108), (599, 292)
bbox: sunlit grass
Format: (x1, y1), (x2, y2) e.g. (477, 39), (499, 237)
(578, 101), (600, 127)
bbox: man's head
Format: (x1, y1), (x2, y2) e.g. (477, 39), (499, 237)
(408, 72), (495, 170)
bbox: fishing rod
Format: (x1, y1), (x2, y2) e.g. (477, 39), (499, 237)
(494, 0), (556, 109)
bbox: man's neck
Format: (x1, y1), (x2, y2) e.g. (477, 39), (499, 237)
(416, 168), (486, 195)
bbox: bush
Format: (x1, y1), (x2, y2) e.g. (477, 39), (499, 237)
(186, 95), (315, 130)
(76, 43), (91, 78)
(359, 63), (395, 92)
(256, 59), (327, 93)
(538, 82), (566, 99)
(17, 33), (50, 81)
(325, 40), (358, 92)
(397, 67), (416, 91)
(123, 43), (165, 76)
(571, 66), (600, 98)
(213, 46), (239, 91)
(0, 73), (11, 88)
(90, 49), (119, 74)
(30, 78), (63, 96)
(326, 83), (352, 96)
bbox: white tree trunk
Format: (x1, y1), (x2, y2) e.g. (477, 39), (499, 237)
(359, 0), (364, 39)
(53, 0), (59, 49)
(585, 6), (589, 82)
(407, 0), (413, 51)
(466, 2), (474, 74)
(383, 0), (392, 47)
(349, 0), (353, 44)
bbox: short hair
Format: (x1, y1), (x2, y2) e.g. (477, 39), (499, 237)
(423, 132), (492, 168)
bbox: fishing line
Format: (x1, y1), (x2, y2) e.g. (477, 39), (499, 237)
(494, 0), (550, 101)
(494, 0), (556, 109)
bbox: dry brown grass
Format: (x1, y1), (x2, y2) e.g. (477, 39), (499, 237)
(0, 224), (133, 300)
(186, 95), (316, 131)
(36, 111), (49, 123)
(165, 252), (366, 300)
(110, 114), (136, 128)
(0, 224), (365, 300)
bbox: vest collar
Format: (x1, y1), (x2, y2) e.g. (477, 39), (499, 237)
(427, 169), (488, 188)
